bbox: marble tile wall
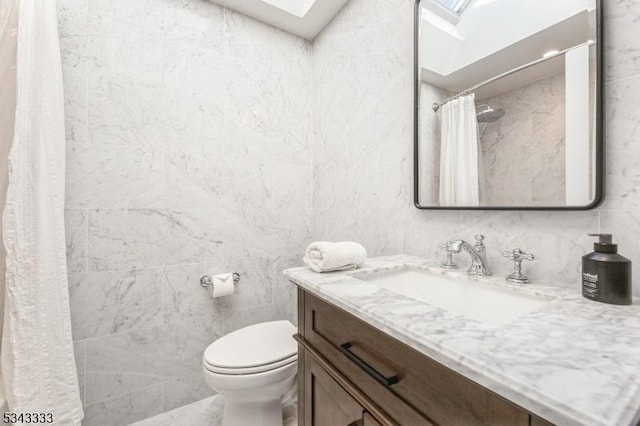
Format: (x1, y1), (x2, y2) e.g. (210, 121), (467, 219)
(58, 0), (312, 424)
(418, 81), (448, 205)
(312, 0), (640, 294)
(479, 73), (566, 206)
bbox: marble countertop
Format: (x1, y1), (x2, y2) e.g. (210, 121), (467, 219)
(284, 255), (640, 426)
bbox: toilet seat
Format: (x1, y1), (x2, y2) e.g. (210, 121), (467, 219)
(204, 320), (297, 375)
(204, 354), (297, 375)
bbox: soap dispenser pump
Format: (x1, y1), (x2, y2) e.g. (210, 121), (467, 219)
(582, 233), (632, 305)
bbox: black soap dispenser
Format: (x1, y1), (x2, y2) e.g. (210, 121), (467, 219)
(582, 234), (632, 305)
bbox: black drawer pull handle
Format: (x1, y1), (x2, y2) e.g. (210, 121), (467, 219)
(340, 342), (400, 387)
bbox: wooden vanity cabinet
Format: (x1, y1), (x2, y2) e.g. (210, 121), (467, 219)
(304, 351), (376, 426)
(296, 287), (553, 426)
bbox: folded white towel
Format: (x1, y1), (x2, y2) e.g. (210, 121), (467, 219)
(303, 241), (367, 273)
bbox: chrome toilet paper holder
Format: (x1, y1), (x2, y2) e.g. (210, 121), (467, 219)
(200, 272), (241, 288)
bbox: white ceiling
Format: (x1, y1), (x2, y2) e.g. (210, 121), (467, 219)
(420, 0), (596, 99)
(421, 11), (593, 98)
(208, 0), (349, 40)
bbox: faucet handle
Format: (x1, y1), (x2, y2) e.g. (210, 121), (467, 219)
(502, 248), (534, 262)
(439, 241), (459, 270)
(502, 248), (534, 284)
(474, 234), (486, 251)
(439, 241), (452, 250)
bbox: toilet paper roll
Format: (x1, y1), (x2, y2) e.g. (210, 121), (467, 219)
(211, 273), (235, 298)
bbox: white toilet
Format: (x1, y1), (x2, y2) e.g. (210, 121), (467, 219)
(203, 320), (298, 426)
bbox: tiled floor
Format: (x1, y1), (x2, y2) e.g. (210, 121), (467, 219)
(128, 395), (297, 426)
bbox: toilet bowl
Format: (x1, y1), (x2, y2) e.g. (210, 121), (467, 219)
(203, 320), (298, 426)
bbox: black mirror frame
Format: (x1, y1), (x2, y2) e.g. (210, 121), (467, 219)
(413, 0), (604, 211)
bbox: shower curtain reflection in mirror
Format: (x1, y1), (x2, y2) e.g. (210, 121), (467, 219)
(438, 94), (483, 206)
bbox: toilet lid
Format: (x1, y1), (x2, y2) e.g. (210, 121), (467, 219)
(204, 320), (297, 370)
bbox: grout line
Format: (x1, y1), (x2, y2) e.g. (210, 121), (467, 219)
(81, 321), (162, 343)
(161, 267), (164, 328)
(310, 44), (316, 216)
(84, 208), (89, 273)
(83, 340), (87, 405)
(223, 7), (228, 44)
(400, 208), (405, 254)
(87, 262), (202, 275)
(161, 383), (165, 414)
(84, 382), (168, 407)
(161, 153), (165, 208)
(77, 265), (166, 276)
(270, 155), (275, 210)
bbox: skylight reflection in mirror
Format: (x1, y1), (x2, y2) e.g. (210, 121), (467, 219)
(433, 0), (472, 15)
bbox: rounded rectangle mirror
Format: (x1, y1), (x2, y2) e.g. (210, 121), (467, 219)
(414, 0), (603, 210)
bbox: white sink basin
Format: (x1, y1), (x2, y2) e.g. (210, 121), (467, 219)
(353, 268), (549, 326)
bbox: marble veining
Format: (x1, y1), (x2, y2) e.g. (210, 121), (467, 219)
(603, 0), (640, 83)
(272, 150), (313, 209)
(66, 144), (164, 209)
(74, 341), (86, 404)
(61, 68), (87, 149)
(88, 209), (225, 272)
(600, 211), (640, 292)
(164, 153), (272, 210)
(64, 209), (87, 274)
(602, 73), (640, 210)
(286, 255), (640, 426)
(68, 268), (162, 340)
(85, 322), (221, 405)
(312, 0), (413, 211)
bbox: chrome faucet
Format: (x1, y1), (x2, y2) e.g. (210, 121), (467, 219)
(440, 235), (491, 276)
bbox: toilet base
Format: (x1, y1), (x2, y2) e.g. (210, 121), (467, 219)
(222, 399), (284, 426)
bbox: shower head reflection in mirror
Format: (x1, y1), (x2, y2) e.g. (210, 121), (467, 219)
(476, 104), (505, 123)
(475, 104), (505, 138)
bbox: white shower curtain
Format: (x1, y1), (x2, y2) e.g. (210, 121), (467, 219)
(0, 0), (19, 411)
(1, 0), (83, 424)
(439, 94), (482, 206)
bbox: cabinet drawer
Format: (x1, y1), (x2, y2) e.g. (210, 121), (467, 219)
(303, 291), (529, 426)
